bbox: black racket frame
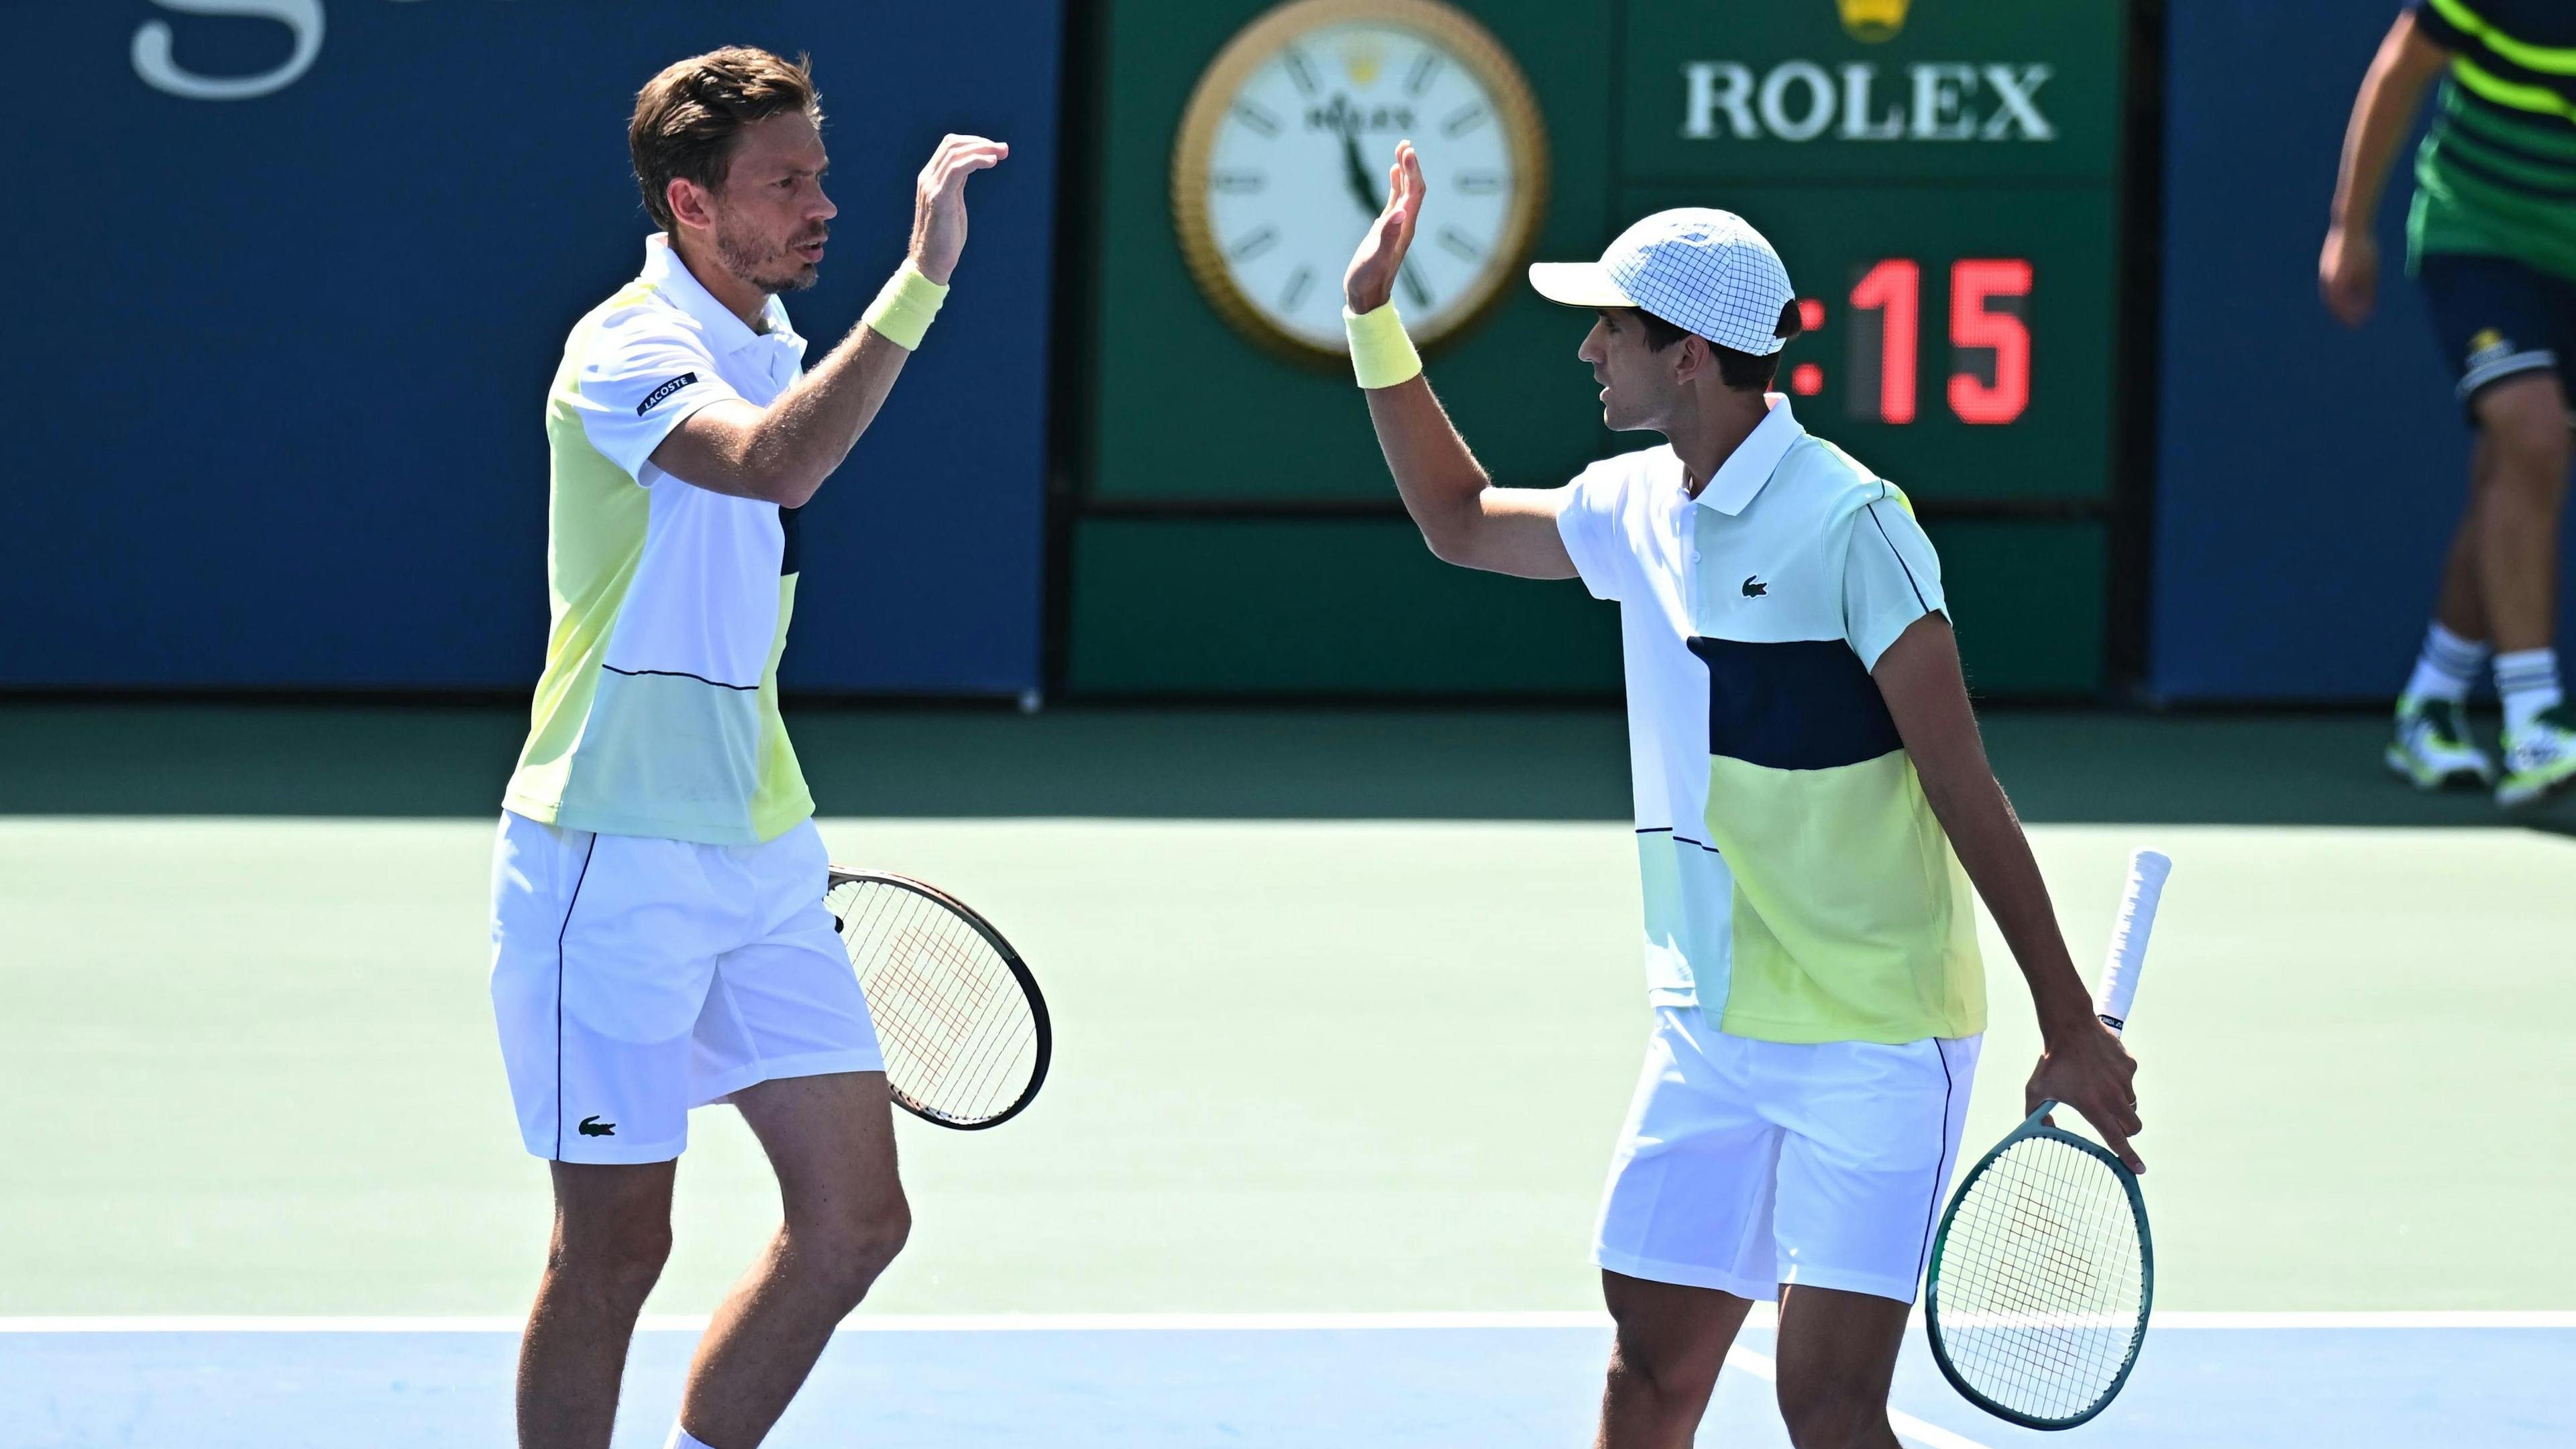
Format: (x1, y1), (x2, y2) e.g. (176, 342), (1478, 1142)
(826, 867), (1053, 1131)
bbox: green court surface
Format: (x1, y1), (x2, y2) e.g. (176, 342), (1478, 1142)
(2, 704), (2572, 1323)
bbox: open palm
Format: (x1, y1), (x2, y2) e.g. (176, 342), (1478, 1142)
(1342, 140), (1424, 314)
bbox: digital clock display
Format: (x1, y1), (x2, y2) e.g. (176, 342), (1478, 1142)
(1619, 183), (2116, 503)
(1823, 256), (2031, 427)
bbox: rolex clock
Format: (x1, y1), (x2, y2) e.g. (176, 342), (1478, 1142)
(1172, 0), (1549, 363)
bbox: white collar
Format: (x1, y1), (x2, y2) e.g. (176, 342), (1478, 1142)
(1693, 394), (1804, 516)
(640, 233), (798, 353)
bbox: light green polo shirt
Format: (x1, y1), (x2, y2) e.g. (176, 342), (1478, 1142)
(1557, 396), (1985, 1044)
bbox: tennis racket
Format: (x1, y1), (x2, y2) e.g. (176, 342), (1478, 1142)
(824, 868), (1051, 1130)
(1923, 847), (2169, 1431)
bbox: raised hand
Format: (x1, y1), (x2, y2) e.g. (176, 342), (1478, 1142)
(910, 134), (1010, 286)
(1342, 140), (1424, 315)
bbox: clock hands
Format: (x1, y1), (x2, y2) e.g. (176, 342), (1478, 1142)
(1341, 127), (1383, 216)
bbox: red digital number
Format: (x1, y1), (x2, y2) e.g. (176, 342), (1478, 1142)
(1848, 259), (1919, 425)
(1947, 259), (2032, 425)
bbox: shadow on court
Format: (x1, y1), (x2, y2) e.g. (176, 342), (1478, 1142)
(1, 701), (2571, 832)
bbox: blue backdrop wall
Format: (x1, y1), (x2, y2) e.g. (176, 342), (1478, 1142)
(12, 1), (1061, 694)
(2151, 0), (2576, 702)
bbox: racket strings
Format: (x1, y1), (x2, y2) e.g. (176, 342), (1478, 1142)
(827, 879), (1040, 1125)
(1934, 1134), (2146, 1423)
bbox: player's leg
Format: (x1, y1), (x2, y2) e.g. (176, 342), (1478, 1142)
(2472, 364), (2576, 805)
(669, 820), (900, 1446)
(1597, 1273), (1754, 1448)
(2396, 251), (2528, 789)
(1591, 1006), (1782, 1448)
(672, 1070), (908, 1447)
(2415, 253), (2576, 804)
(1759, 1034), (1980, 1449)
(2434, 430), (2494, 648)
(490, 814), (719, 1448)
(2471, 371), (2571, 654)
(2390, 433), (2496, 788)
(518, 1161), (679, 1449)
(1772, 1283), (1909, 1449)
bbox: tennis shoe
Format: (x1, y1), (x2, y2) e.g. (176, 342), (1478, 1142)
(2384, 694), (2493, 791)
(2496, 706), (2576, 808)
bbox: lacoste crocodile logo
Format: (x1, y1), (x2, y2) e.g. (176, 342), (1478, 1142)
(578, 1116), (616, 1137)
(1741, 576), (1768, 598)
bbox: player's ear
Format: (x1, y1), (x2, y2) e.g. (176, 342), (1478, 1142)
(1672, 334), (1710, 385)
(666, 176), (714, 232)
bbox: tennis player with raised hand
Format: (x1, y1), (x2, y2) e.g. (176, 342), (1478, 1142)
(486, 48), (1004, 1449)
(1339, 142), (2143, 1448)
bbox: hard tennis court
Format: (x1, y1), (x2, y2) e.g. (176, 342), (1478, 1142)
(4, 704), (2571, 1446)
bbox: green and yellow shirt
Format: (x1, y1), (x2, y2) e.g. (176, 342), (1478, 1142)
(2408, 0), (2576, 282)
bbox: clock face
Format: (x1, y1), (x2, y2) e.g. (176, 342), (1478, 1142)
(1174, 0), (1548, 360)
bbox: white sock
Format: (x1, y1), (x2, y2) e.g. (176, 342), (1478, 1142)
(2496, 648), (2564, 735)
(2404, 621), (2487, 703)
(665, 1429), (718, 1449)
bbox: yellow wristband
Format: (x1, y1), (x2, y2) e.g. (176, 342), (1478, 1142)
(862, 262), (949, 352)
(1343, 303), (1423, 390)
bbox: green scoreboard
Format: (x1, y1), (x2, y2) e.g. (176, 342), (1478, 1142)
(1065, 0), (2132, 696)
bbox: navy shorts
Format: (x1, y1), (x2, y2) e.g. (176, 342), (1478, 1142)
(2417, 252), (2575, 423)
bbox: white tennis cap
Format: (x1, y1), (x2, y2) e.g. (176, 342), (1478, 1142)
(1528, 208), (1796, 356)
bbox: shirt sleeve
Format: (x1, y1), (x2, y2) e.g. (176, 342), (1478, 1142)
(1554, 460), (1628, 602)
(2406, 0), (2469, 53)
(1843, 483), (1948, 672)
(561, 304), (743, 486)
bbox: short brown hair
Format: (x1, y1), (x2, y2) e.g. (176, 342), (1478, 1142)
(629, 48), (822, 233)
(1635, 301), (1806, 393)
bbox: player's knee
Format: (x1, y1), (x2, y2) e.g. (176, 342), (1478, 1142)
(1774, 1371), (1883, 1449)
(801, 1195), (910, 1308)
(2479, 384), (2573, 489)
(549, 1212), (673, 1304)
(1605, 1326), (1716, 1407)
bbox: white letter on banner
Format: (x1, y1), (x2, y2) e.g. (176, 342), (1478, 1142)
(1757, 62), (1834, 142)
(133, 0), (325, 102)
(1837, 63), (1904, 140)
(1681, 62), (1759, 139)
(1980, 64), (2055, 140)
(1908, 62), (1977, 140)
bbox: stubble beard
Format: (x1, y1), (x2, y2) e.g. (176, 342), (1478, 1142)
(713, 210), (822, 297)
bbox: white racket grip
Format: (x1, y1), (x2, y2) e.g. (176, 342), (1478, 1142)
(2094, 849), (2171, 1035)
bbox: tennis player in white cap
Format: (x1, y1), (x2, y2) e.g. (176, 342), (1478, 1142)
(1338, 142), (2145, 1448)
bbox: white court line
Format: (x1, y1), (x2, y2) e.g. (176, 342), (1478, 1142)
(7, 1307), (2572, 1334)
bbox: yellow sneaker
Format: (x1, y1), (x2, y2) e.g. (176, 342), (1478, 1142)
(2497, 706), (2576, 808)
(2385, 695), (2493, 791)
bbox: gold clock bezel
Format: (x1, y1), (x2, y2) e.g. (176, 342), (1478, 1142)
(1171, 0), (1551, 368)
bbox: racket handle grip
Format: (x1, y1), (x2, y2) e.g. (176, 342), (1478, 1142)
(2094, 849), (2171, 1036)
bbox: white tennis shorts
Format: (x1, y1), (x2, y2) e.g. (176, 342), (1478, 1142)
(488, 810), (882, 1165)
(1594, 1006), (1980, 1304)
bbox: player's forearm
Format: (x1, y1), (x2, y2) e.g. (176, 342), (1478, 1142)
(1921, 765), (2097, 1040)
(1876, 619), (2095, 1037)
(2330, 15), (2446, 231)
(1364, 377), (1496, 564)
(729, 325), (915, 506)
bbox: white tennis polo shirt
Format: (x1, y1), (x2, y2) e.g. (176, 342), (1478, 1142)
(1556, 396), (1986, 1045)
(503, 235), (815, 845)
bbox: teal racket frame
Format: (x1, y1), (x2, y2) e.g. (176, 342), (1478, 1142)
(1923, 1100), (2155, 1432)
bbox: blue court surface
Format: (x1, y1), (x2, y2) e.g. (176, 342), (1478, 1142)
(7, 1314), (2570, 1448)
